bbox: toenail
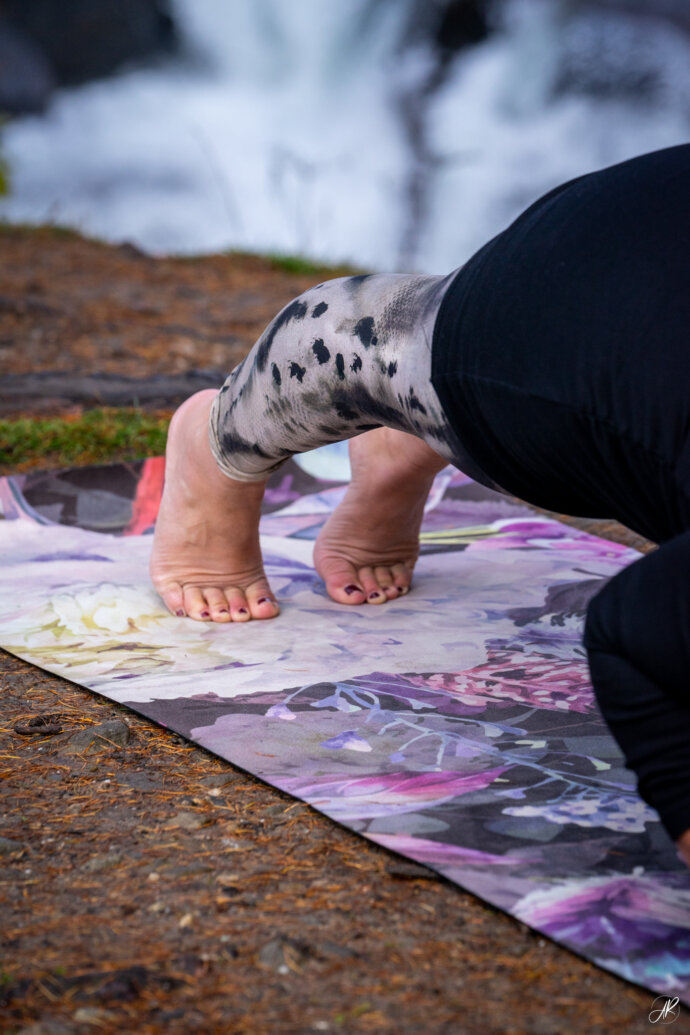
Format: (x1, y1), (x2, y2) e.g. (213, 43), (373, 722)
(257, 598), (273, 605)
(200, 610), (210, 618)
(369, 591), (383, 600)
(344, 585), (361, 596)
(398, 586), (409, 595)
(219, 608), (229, 614)
(238, 607), (249, 614)
(175, 609), (185, 617)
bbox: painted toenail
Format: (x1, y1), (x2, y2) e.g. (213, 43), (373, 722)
(219, 608), (229, 614)
(257, 597), (273, 605)
(398, 586), (409, 595)
(238, 607), (249, 614)
(369, 591), (382, 600)
(344, 585), (361, 596)
(175, 609), (185, 617)
(200, 610), (210, 618)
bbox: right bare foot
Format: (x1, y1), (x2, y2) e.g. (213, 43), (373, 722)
(149, 389), (279, 622)
(314, 427), (447, 606)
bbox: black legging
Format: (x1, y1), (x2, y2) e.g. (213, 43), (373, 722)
(431, 144), (690, 842)
(584, 532), (690, 840)
(210, 144), (690, 843)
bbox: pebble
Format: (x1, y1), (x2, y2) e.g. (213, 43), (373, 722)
(165, 811), (206, 831)
(0, 835), (26, 855)
(62, 719), (130, 755)
(80, 851), (123, 873)
(16, 1022), (76, 1035)
(72, 1008), (118, 1026)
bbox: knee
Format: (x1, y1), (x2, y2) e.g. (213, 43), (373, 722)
(583, 576), (618, 656)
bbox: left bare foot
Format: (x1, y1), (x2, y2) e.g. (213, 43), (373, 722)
(313, 427), (447, 606)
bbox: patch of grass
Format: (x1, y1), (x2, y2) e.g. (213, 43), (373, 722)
(0, 408), (170, 474)
(263, 252), (344, 276)
(0, 219), (86, 241)
(221, 247), (363, 278)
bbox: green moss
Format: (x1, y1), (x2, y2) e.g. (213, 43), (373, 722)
(223, 247), (364, 278)
(264, 252), (355, 276)
(0, 408), (170, 473)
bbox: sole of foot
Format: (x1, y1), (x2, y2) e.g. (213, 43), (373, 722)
(149, 389), (279, 622)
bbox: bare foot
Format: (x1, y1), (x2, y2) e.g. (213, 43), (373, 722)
(314, 427), (447, 606)
(150, 389), (279, 622)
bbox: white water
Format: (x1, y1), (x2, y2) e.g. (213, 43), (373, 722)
(1, 0), (689, 272)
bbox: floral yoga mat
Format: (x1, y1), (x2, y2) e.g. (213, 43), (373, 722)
(1, 444), (690, 1005)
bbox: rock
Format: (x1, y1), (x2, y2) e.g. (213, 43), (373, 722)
(72, 1008), (118, 1026)
(385, 859), (437, 880)
(16, 1021), (76, 1035)
(81, 851), (123, 872)
(62, 720), (130, 754)
(258, 935), (313, 973)
(0, 17), (54, 115)
(164, 811), (205, 831)
(0, 835), (26, 854)
(199, 773), (237, 788)
(1, 0), (177, 92)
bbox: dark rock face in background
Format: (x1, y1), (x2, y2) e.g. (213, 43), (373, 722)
(0, 0), (177, 114)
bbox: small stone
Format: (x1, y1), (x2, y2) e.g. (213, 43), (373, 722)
(385, 860), (436, 880)
(72, 1007), (118, 1025)
(220, 837), (252, 851)
(165, 811), (205, 831)
(148, 900), (168, 914)
(178, 912), (193, 929)
(198, 773), (236, 789)
(215, 871), (240, 886)
(81, 852), (123, 873)
(0, 835), (26, 855)
(16, 1021), (76, 1035)
(62, 720), (130, 755)
(215, 894), (231, 913)
(147, 871), (160, 882)
(259, 936), (311, 973)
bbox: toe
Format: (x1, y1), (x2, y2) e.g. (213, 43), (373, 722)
(357, 566), (387, 604)
(318, 556), (366, 605)
(374, 565), (398, 600)
(183, 586), (213, 621)
(204, 587), (233, 622)
(157, 580), (186, 617)
(245, 580), (280, 620)
(391, 562), (412, 595)
(223, 587), (252, 622)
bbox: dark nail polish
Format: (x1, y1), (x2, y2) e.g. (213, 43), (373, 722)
(238, 607), (249, 614)
(200, 610), (210, 618)
(175, 609), (185, 617)
(369, 591), (382, 600)
(344, 585), (361, 596)
(219, 608), (229, 614)
(257, 597), (272, 605)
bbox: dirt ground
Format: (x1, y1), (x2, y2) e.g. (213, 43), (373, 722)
(0, 226), (676, 1034)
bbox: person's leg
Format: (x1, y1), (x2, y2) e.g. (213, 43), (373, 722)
(150, 273), (458, 621)
(584, 528), (690, 854)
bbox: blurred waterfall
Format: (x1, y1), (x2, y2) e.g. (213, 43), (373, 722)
(1, 0), (688, 272)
